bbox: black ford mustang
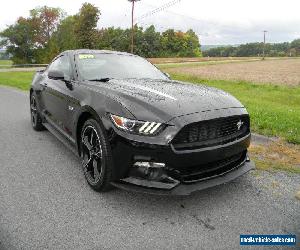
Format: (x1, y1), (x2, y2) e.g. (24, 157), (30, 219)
(30, 49), (254, 195)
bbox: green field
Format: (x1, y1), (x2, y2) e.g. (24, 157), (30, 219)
(0, 60), (13, 68)
(0, 70), (299, 144)
(0, 71), (34, 90)
(0, 60), (13, 65)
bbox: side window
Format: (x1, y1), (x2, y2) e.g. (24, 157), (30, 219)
(48, 55), (72, 79)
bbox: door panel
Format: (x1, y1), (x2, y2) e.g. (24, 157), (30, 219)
(41, 54), (77, 140)
(63, 82), (82, 138)
(42, 78), (69, 131)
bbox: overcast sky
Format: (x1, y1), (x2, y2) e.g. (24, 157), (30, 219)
(1, 0), (299, 45)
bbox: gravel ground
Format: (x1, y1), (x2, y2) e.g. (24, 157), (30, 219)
(0, 86), (299, 250)
(166, 58), (300, 86)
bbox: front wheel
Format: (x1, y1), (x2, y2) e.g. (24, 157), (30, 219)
(80, 119), (114, 192)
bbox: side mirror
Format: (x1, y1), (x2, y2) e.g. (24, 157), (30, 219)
(48, 70), (65, 80)
(48, 70), (73, 90)
(164, 72), (171, 79)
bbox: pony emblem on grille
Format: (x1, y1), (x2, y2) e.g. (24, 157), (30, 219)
(237, 120), (244, 130)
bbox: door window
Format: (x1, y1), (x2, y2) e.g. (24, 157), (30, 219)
(48, 55), (72, 79)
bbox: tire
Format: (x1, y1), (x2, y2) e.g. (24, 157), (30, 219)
(30, 93), (45, 131)
(80, 118), (114, 192)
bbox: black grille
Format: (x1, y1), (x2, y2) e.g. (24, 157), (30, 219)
(176, 151), (247, 183)
(172, 115), (250, 150)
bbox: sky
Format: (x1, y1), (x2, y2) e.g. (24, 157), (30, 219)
(0, 0), (299, 45)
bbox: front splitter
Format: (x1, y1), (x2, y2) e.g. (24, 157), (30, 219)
(111, 160), (255, 196)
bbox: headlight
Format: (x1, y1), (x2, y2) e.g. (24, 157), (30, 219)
(110, 114), (164, 135)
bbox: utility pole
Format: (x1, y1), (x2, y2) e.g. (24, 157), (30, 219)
(262, 30), (268, 60)
(128, 0), (141, 54)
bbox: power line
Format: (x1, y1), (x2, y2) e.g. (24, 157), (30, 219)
(137, 1), (213, 38)
(136, 0), (182, 22)
(139, 1), (205, 24)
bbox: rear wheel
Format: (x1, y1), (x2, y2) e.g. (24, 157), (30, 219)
(80, 119), (113, 192)
(30, 94), (44, 131)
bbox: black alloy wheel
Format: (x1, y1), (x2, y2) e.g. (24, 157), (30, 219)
(80, 119), (113, 191)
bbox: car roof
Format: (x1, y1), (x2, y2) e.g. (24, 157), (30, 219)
(64, 49), (135, 57)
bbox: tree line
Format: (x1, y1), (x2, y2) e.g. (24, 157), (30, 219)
(0, 3), (201, 64)
(203, 40), (300, 57)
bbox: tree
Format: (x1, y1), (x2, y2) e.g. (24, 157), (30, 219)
(132, 25), (146, 56)
(0, 6), (63, 63)
(137, 25), (161, 57)
(290, 39), (300, 56)
(185, 29), (201, 57)
(159, 29), (201, 57)
(74, 3), (100, 49)
(160, 29), (177, 56)
(98, 27), (130, 52)
(41, 15), (79, 63)
(0, 17), (35, 64)
(203, 40), (300, 57)
(1, 3), (203, 63)
(30, 6), (64, 47)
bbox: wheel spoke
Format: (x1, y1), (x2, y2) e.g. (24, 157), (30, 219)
(31, 105), (37, 111)
(94, 150), (102, 159)
(92, 159), (100, 180)
(31, 111), (37, 125)
(83, 156), (93, 170)
(82, 136), (93, 151)
(90, 130), (94, 145)
(31, 98), (37, 112)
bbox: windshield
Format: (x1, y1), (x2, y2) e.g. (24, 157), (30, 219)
(76, 53), (168, 81)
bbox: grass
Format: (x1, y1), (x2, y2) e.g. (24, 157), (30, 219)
(249, 141), (300, 174)
(0, 60), (13, 65)
(0, 71), (35, 90)
(167, 73), (300, 144)
(253, 158), (300, 174)
(0, 60), (13, 68)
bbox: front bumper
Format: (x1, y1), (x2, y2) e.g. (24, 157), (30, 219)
(112, 158), (255, 195)
(110, 131), (255, 195)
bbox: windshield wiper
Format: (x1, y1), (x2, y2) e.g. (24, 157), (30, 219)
(88, 78), (112, 82)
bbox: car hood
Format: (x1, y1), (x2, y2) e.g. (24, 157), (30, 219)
(88, 78), (244, 123)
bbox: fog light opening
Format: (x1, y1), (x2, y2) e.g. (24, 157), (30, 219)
(123, 161), (180, 189)
(131, 161), (165, 180)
